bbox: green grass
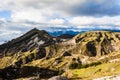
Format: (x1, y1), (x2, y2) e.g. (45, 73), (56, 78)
(63, 62), (120, 80)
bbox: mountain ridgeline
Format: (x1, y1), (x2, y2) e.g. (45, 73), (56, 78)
(0, 28), (53, 56)
(0, 28), (120, 80)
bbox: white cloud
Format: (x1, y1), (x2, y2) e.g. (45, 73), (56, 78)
(0, 30), (21, 37)
(0, 27), (22, 44)
(0, 0), (120, 44)
(69, 16), (120, 27)
(1, 0), (120, 26)
(49, 18), (65, 25)
(11, 9), (47, 23)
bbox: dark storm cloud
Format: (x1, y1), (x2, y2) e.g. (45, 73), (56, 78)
(69, 0), (120, 16)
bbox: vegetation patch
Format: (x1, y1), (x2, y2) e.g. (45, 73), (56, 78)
(69, 61), (102, 69)
(63, 62), (120, 80)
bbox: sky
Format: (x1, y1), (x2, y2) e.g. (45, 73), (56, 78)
(0, 0), (120, 44)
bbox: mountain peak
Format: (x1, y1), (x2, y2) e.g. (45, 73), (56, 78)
(0, 28), (53, 56)
(31, 28), (39, 31)
(26, 28), (48, 35)
(27, 28), (49, 36)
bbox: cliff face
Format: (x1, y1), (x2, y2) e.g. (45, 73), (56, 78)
(0, 29), (120, 79)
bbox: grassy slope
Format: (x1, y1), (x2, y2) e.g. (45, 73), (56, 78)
(63, 62), (120, 80)
(0, 48), (38, 69)
(63, 51), (120, 80)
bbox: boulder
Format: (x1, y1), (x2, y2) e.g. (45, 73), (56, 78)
(48, 76), (68, 80)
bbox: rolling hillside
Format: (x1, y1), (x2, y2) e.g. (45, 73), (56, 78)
(0, 29), (120, 80)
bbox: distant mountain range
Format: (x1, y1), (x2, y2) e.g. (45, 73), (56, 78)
(46, 27), (120, 36)
(48, 30), (81, 36)
(48, 29), (120, 36)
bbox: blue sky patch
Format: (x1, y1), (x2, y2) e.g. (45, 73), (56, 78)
(0, 10), (11, 20)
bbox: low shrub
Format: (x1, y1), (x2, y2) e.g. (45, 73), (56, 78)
(69, 62), (79, 69)
(69, 61), (101, 69)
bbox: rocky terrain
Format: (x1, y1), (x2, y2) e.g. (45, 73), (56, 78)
(0, 29), (120, 80)
(93, 74), (120, 80)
